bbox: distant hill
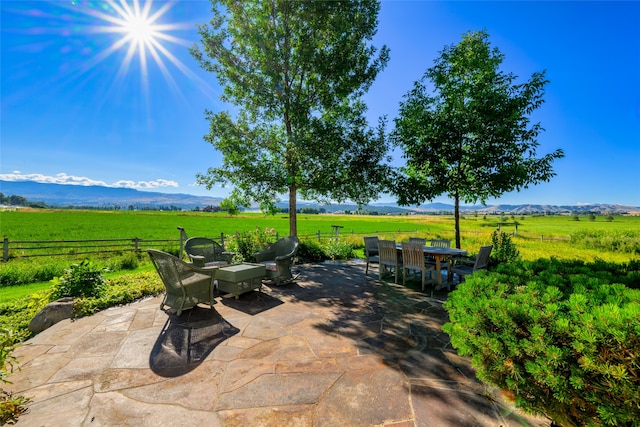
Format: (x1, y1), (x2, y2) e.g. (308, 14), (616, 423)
(1, 180), (638, 214)
(0, 180), (223, 210)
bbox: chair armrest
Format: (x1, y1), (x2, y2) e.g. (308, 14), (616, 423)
(254, 249), (276, 262)
(452, 256), (475, 266)
(190, 255), (206, 267)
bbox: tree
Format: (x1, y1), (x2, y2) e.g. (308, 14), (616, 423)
(191, 0), (391, 236)
(219, 189), (248, 216)
(391, 30), (564, 248)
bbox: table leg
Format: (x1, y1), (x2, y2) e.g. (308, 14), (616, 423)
(435, 255), (443, 289)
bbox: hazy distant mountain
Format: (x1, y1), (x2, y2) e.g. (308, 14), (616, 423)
(0, 180), (223, 210)
(2, 180), (638, 214)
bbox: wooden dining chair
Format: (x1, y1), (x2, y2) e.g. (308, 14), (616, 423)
(427, 239), (452, 279)
(409, 237), (426, 246)
(401, 241), (435, 292)
(448, 245), (493, 284)
(363, 236), (380, 275)
(378, 239), (402, 283)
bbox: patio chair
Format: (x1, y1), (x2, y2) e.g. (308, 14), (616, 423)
(378, 239), (402, 284)
(430, 239), (450, 248)
(363, 236), (379, 275)
(147, 249), (217, 316)
(448, 245), (493, 284)
(409, 237), (426, 246)
(185, 237), (231, 267)
(402, 241), (435, 292)
(254, 236), (299, 285)
(426, 238), (452, 272)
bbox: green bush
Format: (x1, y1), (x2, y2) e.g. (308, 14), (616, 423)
(325, 241), (355, 260)
(73, 271), (163, 317)
(51, 260), (107, 299)
(443, 258), (640, 427)
(489, 230), (520, 267)
(297, 239), (326, 262)
(225, 228), (276, 263)
(1, 328), (31, 424)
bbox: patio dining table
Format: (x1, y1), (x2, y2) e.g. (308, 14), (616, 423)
(396, 244), (467, 291)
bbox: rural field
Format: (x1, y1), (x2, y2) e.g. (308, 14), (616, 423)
(2, 208), (639, 263)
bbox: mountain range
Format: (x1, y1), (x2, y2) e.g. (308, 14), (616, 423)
(1, 180), (639, 215)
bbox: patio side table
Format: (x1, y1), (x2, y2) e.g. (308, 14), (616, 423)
(216, 263), (266, 299)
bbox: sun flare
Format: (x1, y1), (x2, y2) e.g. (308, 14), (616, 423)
(123, 14), (155, 44)
(63, 0), (201, 90)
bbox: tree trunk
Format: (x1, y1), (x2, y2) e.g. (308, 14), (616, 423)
(289, 184), (297, 237)
(454, 194), (461, 249)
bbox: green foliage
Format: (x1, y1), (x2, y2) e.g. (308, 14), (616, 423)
(190, 0), (391, 236)
(1, 389), (30, 425)
(0, 291), (51, 342)
(51, 260), (107, 299)
(115, 254), (140, 270)
(324, 241), (355, 260)
(73, 271), (163, 317)
(444, 258), (640, 427)
(297, 240), (326, 263)
(390, 29), (564, 248)
(0, 328), (20, 385)
(0, 328), (31, 424)
(224, 228), (277, 263)
(570, 229), (640, 255)
(0, 254), (141, 288)
(0, 258), (67, 288)
(489, 230), (520, 267)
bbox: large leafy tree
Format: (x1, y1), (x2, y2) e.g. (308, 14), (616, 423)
(391, 30), (564, 248)
(190, 0), (391, 236)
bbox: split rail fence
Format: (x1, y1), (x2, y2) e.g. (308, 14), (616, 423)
(2, 227), (567, 262)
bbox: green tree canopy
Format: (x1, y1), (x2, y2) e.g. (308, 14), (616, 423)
(391, 30), (564, 248)
(191, 0), (391, 236)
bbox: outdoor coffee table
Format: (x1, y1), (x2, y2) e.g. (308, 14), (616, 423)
(216, 263), (266, 299)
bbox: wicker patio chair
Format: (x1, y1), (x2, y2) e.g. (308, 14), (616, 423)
(254, 236), (299, 285)
(185, 237), (231, 267)
(147, 249), (217, 316)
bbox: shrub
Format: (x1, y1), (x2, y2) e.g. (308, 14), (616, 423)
(443, 258), (640, 427)
(297, 239), (326, 262)
(489, 230), (519, 267)
(325, 241), (354, 260)
(1, 328), (31, 424)
(73, 271), (163, 317)
(225, 227), (276, 263)
(50, 260), (107, 299)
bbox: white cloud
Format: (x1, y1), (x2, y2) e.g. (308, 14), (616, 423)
(0, 172), (179, 190)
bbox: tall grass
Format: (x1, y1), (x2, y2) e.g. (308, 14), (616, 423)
(1, 210), (638, 289)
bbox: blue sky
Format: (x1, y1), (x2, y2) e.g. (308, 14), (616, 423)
(2, 0), (639, 207)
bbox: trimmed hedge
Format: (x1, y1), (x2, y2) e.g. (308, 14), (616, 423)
(443, 258), (640, 427)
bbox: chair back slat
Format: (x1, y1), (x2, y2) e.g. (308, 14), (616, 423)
(364, 236), (379, 256)
(402, 242), (425, 270)
(185, 237), (225, 262)
(474, 245), (493, 270)
(409, 237), (426, 246)
(430, 239), (450, 248)
(377, 240), (397, 264)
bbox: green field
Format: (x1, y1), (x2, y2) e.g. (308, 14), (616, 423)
(2, 208), (639, 263)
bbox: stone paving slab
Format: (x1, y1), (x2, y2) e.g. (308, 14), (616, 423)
(7, 262), (551, 426)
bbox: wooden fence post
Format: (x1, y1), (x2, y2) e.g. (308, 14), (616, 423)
(317, 230), (321, 242)
(220, 232), (225, 248)
(3, 237), (8, 262)
(133, 238), (140, 254)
